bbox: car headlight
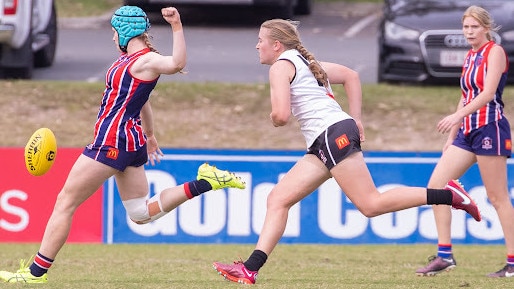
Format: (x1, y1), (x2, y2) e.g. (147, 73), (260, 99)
(384, 21), (420, 41)
(501, 30), (514, 42)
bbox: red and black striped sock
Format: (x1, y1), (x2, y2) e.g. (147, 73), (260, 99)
(30, 252), (53, 277)
(184, 179), (212, 199)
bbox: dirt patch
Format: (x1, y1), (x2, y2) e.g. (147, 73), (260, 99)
(6, 81), (511, 153)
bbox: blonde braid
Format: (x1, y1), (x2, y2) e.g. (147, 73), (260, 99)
(296, 44), (329, 88)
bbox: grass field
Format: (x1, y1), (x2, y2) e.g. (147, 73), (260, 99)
(0, 243), (510, 288)
(3, 1), (512, 288)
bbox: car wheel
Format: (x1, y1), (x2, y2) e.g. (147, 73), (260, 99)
(294, 0), (311, 15)
(34, 2), (57, 68)
(377, 60), (385, 83)
(2, 35), (34, 79)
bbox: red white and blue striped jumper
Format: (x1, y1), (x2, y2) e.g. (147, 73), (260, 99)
(460, 40), (508, 135)
(92, 48), (158, 152)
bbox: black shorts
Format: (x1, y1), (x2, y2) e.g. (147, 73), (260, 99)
(82, 144), (148, 171)
(307, 119), (362, 170)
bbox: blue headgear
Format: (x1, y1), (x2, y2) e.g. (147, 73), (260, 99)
(111, 6), (150, 52)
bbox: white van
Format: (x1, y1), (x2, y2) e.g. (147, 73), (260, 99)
(0, 0), (57, 79)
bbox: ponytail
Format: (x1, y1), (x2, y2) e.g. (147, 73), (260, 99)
(296, 44), (328, 88)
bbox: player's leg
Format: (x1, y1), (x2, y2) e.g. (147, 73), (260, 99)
(116, 163), (245, 224)
(115, 164), (188, 223)
(213, 155), (330, 284)
(331, 149), (479, 219)
(477, 155), (514, 277)
(0, 155), (117, 283)
(40, 155), (117, 256)
(416, 145), (475, 276)
(254, 155), (329, 255)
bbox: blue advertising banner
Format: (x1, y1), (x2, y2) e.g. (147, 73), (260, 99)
(104, 149), (514, 245)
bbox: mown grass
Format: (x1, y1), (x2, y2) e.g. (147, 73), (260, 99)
(0, 243), (510, 288)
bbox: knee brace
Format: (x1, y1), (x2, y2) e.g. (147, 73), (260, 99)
(122, 195), (166, 224)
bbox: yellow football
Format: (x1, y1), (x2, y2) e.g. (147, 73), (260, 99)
(24, 127), (57, 176)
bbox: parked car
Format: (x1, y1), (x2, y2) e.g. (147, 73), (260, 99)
(378, 0), (514, 84)
(0, 0), (57, 79)
(123, 0), (312, 19)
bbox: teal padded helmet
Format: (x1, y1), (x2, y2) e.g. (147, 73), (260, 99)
(111, 6), (150, 52)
